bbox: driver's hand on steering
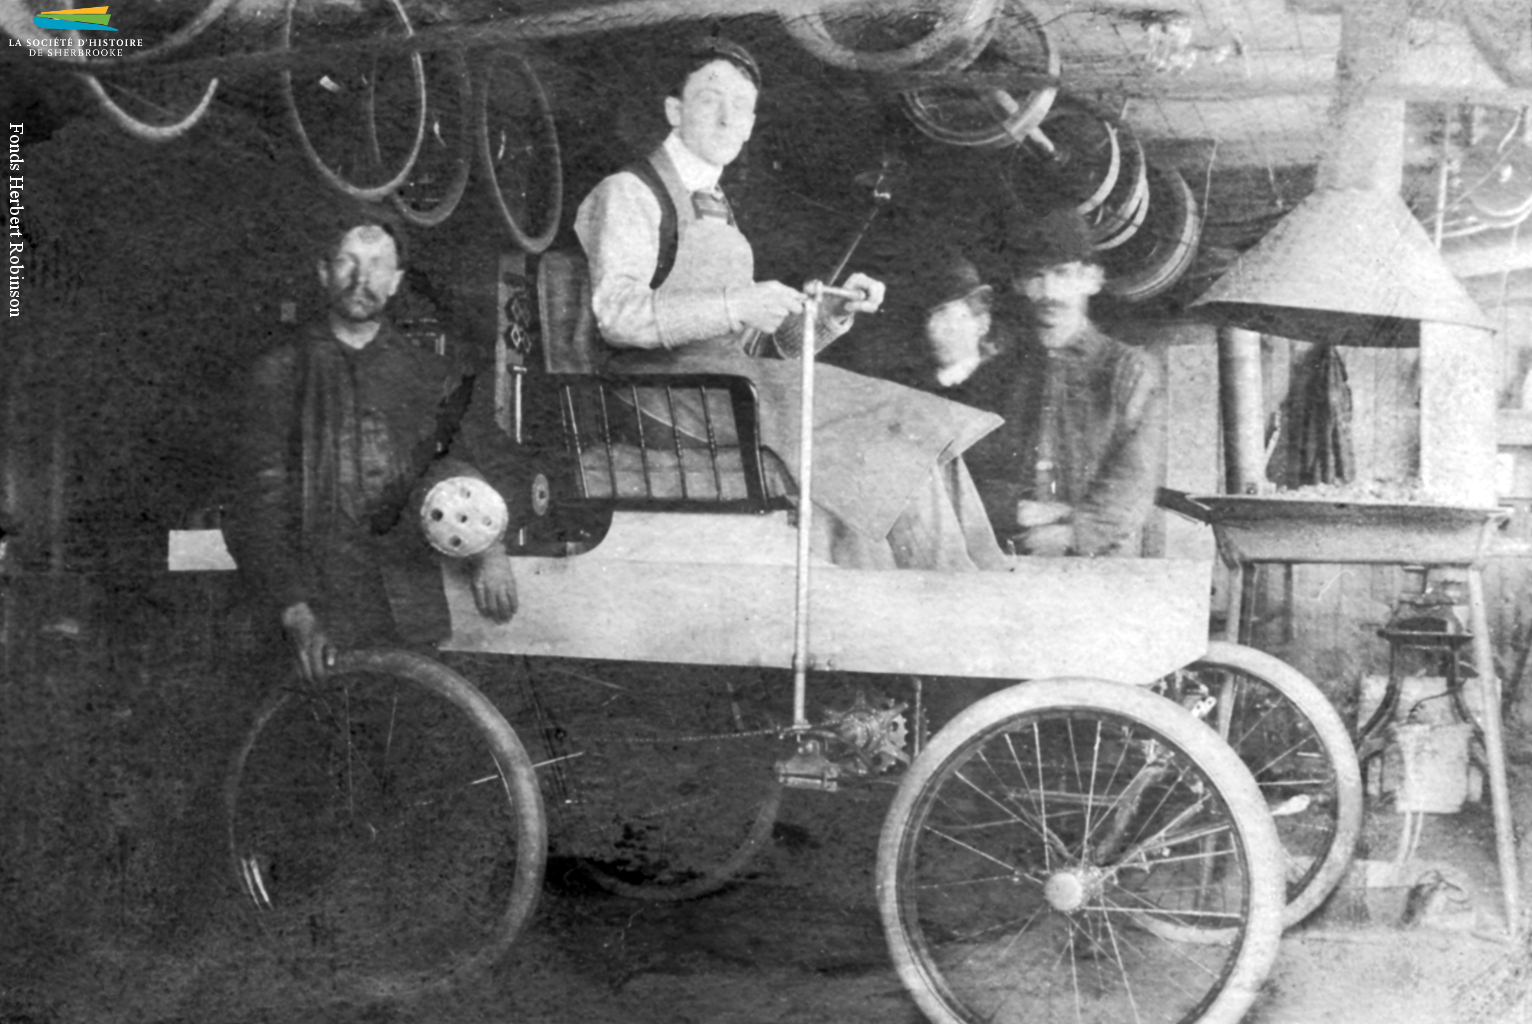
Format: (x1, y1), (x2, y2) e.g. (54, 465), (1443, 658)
(731, 281), (805, 335)
(1016, 500), (1072, 529)
(469, 548), (518, 622)
(1016, 523), (1074, 557)
(834, 272), (886, 317)
(281, 601), (334, 683)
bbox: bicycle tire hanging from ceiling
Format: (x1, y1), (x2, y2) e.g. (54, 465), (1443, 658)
(280, 0), (428, 202)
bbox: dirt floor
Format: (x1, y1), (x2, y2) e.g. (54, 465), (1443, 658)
(5, 783), (1532, 1024)
(5, 760), (1532, 1024)
(4, 592), (1532, 1024)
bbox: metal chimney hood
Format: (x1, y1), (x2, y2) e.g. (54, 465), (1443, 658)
(1189, 186), (1493, 346)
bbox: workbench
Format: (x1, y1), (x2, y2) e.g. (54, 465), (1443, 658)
(1190, 495), (1522, 938)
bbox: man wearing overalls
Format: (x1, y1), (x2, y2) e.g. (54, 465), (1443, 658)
(574, 36), (1008, 572)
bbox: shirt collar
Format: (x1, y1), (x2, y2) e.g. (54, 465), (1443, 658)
(935, 356), (983, 388)
(1041, 323), (1105, 361)
(664, 131), (723, 192)
(314, 317), (401, 357)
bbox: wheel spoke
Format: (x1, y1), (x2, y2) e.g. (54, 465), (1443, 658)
(227, 649), (545, 997)
(476, 50), (563, 253)
(1156, 645), (1363, 928)
(281, 0), (427, 201)
(879, 678), (1285, 1024)
(524, 663), (784, 900)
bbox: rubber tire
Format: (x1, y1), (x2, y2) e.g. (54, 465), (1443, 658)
(1187, 641), (1364, 930)
(898, 4), (1057, 148)
(391, 48), (473, 227)
(877, 677), (1285, 1024)
(80, 71), (219, 143)
(1022, 98), (1123, 216)
(280, 0), (427, 201)
(1088, 121), (1148, 248)
(476, 50), (563, 254)
(784, 0), (1002, 73)
(226, 648), (546, 999)
(584, 785), (782, 903)
(528, 661), (786, 902)
(1102, 160), (1201, 302)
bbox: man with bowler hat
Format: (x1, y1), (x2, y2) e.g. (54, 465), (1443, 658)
(914, 249), (1011, 402)
(982, 206), (1166, 557)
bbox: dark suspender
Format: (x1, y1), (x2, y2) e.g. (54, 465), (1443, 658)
(623, 159), (678, 291)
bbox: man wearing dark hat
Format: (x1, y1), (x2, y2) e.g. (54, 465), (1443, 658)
(983, 206), (1166, 557)
(574, 37), (1008, 571)
(912, 249), (1029, 401)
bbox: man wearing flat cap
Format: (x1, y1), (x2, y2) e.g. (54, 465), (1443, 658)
(983, 206), (1166, 557)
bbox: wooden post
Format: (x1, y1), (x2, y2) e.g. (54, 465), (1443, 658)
(1467, 565), (1522, 936)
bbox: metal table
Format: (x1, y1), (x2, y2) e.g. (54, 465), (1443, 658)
(1188, 495), (1521, 938)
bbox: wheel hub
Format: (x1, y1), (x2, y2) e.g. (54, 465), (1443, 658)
(1044, 867), (1106, 912)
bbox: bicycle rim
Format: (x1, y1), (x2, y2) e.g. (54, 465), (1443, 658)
(476, 49), (563, 254)
(226, 649), (545, 999)
(529, 661), (787, 901)
(879, 678), (1283, 1024)
(1163, 642), (1362, 929)
(281, 0), (427, 201)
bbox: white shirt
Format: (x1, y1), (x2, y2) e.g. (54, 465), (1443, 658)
(935, 356), (983, 388)
(574, 132), (735, 350)
(662, 132), (723, 193)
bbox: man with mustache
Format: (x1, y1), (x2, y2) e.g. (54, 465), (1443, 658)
(227, 215), (523, 682)
(984, 206), (1166, 557)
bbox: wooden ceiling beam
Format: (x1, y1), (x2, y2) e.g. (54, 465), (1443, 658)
(86, 0), (800, 77)
(1065, 74), (1532, 109)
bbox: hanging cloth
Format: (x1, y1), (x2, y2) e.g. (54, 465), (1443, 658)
(1296, 345), (1355, 485)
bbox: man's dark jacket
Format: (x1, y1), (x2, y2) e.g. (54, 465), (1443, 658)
(969, 321), (1165, 557)
(225, 321), (525, 646)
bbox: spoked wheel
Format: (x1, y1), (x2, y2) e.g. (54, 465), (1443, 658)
(1086, 116), (1148, 249)
(898, 3), (1058, 149)
(1458, 108), (1532, 226)
(226, 649), (546, 999)
(476, 49), (563, 254)
(280, 0), (427, 201)
(1005, 96), (1122, 217)
(527, 661), (788, 901)
(1156, 641), (1362, 930)
(80, 66), (220, 143)
(391, 48), (473, 227)
(877, 678), (1284, 1024)
(783, 0), (1001, 73)
(1101, 160), (1202, 302)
